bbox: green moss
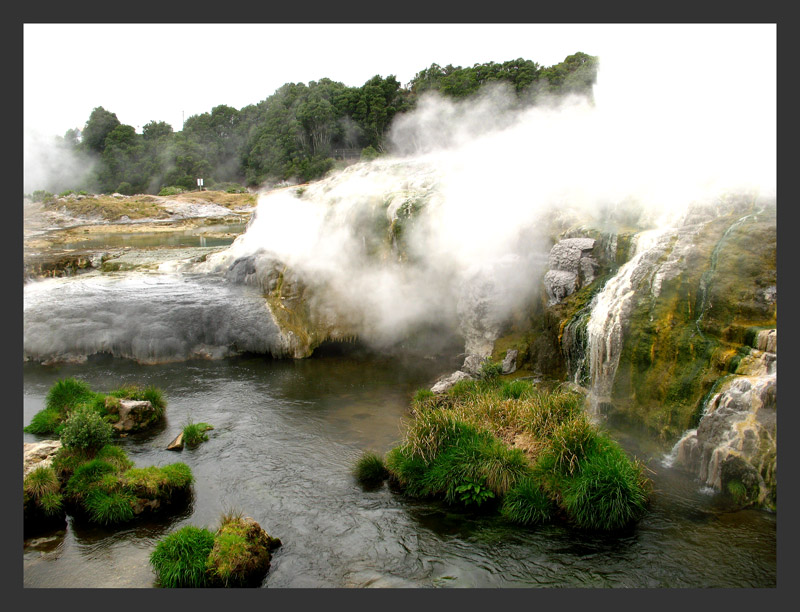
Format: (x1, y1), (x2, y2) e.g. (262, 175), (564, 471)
(206, 517), (279, 587)
(611, 207), (776, 439)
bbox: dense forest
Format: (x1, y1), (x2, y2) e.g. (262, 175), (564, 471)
(33, 53), (597, 197)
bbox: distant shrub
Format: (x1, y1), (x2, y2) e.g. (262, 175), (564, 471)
(150, 526), (216, 588)
(158, 186), (185, 196)
(116, 182), (135, 195)
(213, 182), (248, 194)
(360, 145), (380, 161)
(353, 451), (389, 487)
(479, 358), (503, 381)
(30, 190), (55, 203)
(59, 189), (76, 197)
(59, 405), (114, 453)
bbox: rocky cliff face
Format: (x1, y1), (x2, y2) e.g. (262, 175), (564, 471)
(485, 193), (776, 505)
(669, 334), (776, 508)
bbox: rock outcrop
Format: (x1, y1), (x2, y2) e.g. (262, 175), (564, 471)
(670, 333), (777, 507)
(431, 370), (473, 394)
(105, 397), (160, 432)
(24, 440), (62, 479)
(543, 237), (597, 305)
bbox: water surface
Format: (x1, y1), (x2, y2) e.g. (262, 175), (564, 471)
(22, 355), (776, 588)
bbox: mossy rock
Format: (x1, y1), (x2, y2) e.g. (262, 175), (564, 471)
(206, 516), (282, 587)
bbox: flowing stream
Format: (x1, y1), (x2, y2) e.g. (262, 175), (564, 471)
(23, 354), (775, 588)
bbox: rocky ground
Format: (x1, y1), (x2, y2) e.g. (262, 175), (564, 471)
(23, 191), (257, 280)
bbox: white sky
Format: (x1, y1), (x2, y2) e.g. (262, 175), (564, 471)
(23, 23), (776, 139)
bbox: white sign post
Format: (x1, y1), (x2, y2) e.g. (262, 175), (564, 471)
(197, 178), (204, 191)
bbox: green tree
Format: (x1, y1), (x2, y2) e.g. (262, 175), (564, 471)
(81, 107), (121, 154)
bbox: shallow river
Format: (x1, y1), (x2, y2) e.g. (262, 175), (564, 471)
(22, 353), (776, 588)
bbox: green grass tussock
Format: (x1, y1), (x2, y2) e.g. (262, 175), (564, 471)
(353, 451), (389, 487)
(150, 526), (217, 588)
(500, 477), (553, 525)
(84, 489), (136, 525)
(24, 466), (64, 517)
(150, 515), (281, 588)
(559, 441), (649, 530)
(182, 422), (214, 447)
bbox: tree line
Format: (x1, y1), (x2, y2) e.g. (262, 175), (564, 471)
(42, 53), (597, 196)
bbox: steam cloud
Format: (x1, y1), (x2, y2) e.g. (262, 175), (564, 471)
(24, 129), (96, 195)
(208, 55), (774, 354)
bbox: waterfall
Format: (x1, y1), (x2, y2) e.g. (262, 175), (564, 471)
(585, 228), (671, 406)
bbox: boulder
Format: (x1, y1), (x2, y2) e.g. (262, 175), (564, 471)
(105, 397), (158, 432)
(543, 237), (597, 305)
(206, 516), (282, 587)
(502, 349), (518, 374)
(166, 432), (184, 451)
(431, 370), (473, 394)
(461, 354), (485, 377)
(24, 440), (62, 478)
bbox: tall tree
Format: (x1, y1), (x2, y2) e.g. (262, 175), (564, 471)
(81, 107), (121, 154)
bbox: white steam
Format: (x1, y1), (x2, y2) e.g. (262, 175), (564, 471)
(24, 129), (96, 195)
(208, 44), (774, 353)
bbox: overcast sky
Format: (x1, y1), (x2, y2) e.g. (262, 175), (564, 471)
(23, 23), (776, 139)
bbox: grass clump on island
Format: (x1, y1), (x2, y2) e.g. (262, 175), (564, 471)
(24, 465), (65, 521)
(24, 378), (166, 437)
(150, 510), (282, 588)
(355, 377), (650, 530)
(38, 407), (193, 526)
(182, 421), (214, 448)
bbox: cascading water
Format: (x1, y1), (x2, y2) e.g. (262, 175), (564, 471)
(585, 227), (672, 408)
(23, 272), (290, 364)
